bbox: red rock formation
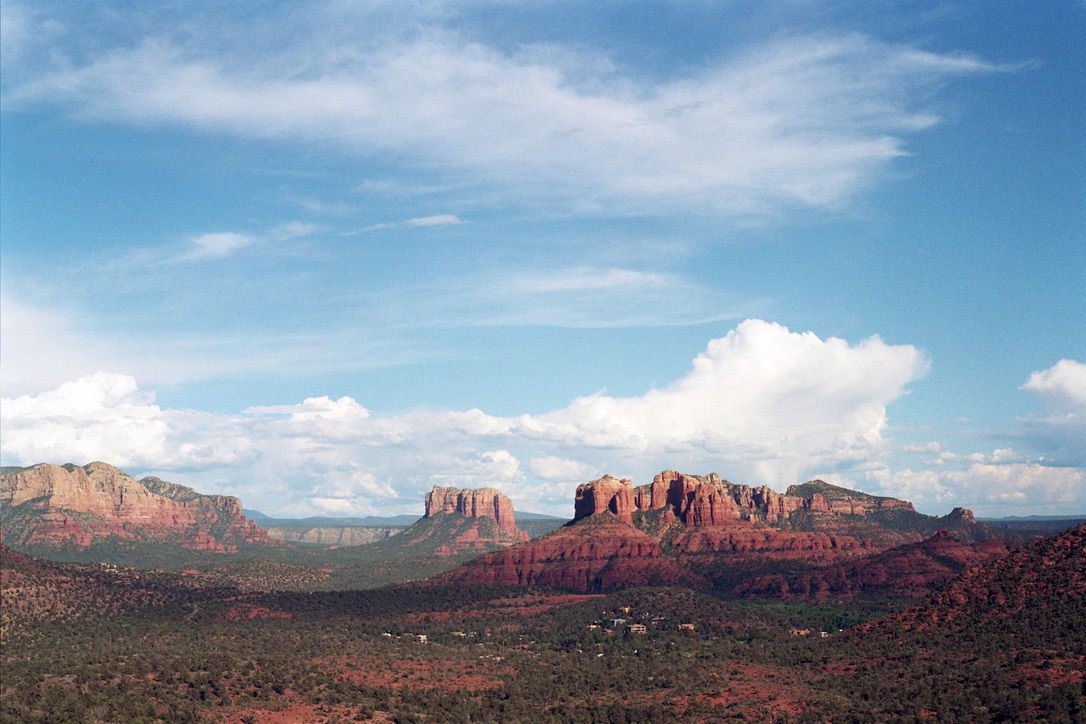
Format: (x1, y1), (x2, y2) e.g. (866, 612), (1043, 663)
(731, 529), (1016, 600)
(0, 462), (269, 552)
(438, 469), (1002, 596)
(672, 527), (863, 557)
(441, 517), (690, 591)
(573, 475), (635, 526)
(424, 486), (527, 541)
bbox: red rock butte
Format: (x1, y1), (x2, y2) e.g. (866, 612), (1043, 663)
(424, 486), (529, 542)
(444, 469), (1000, 594)
(576, 470), (916, 529)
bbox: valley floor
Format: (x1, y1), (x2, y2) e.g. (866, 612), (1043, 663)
(2, 577), (1084, 723)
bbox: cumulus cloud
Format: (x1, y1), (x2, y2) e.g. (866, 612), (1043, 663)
(0, 320), (928, 516)
(1022, 359), (1086, 412)
(520, 320), (928, 487)
(1017, 359), (1086, 467)
(953, 462), (1085, 505)
(529, 456), (598, 483)
(3, 7), (1006, 217)
(0, 372), (171, 468)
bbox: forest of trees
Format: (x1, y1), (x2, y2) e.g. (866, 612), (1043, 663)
(3, 571), (1084, 723)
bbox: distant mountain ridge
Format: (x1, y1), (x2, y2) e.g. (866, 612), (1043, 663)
(243, 510), (419, 526)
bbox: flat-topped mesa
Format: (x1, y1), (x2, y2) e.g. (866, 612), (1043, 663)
(424, 486), (527, 541)
(573, 475), (636, 525)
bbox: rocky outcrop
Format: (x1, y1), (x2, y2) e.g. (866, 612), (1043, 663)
(630, 471), (915, 526)
(871, 525), (1085, 632)
(441, 517), (689, 590)
(439, 469), (1006, 595)
(573, 475), (636, 525)
(424, 486), (528, 542)
(0, 462), (269, 553)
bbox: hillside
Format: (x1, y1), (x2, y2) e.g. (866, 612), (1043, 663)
(444, 471), (1018, 597)
(4, 528), (1083, 723)
(1, 463), (273, 563)
(872, 523), (1086, 636)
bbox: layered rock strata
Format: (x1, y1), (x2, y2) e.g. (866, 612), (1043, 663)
(445, 469), (1003, 594)
(1, 462), (268, 553)
(441, 517), (688, 590)
(424, 486), (529, 543)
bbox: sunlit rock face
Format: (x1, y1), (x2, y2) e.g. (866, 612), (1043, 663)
(0, 462), (268, 552)
(573, 475), (636, 525)
(439, 469), (1002, 595)
(424, 485), (528, 542)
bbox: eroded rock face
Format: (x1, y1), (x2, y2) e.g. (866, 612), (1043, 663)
(436, 469), (1006, 596)
(633, 470), (918, 527)
(573, 475), (635, 525)
(441, 518), (689, 590)
(0, 463), (268, 552)
(424, 486), (528, 542)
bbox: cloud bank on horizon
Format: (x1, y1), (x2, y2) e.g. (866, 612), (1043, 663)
(3, 321), (1083, 518)
(2, 1), (1083, 518)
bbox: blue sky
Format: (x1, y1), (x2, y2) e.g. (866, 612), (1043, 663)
(1, 0), (1083, 519)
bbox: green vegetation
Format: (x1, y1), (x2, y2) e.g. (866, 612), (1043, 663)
(4, 535), (1084, 724)
(785, 480), (895, 503)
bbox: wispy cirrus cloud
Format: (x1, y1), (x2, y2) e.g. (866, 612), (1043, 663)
(380, 266), (751, 329)
(4, 5), (1009, 218)
(178, 222), (323, 261)
(347, 214), (466, 234)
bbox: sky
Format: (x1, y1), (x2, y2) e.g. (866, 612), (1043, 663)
(1, 0), (1083, 520)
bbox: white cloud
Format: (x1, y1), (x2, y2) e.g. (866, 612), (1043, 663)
(410, 266), (746, 329)
(950, 462), (1085, 511)
(0, 372), (171, 468)
(902, 441), (942, 455)
(405, 215), (465, 227)
(0, 295), (114, 397)
(1022, 359), (1086, 412)
(349, 213), (466, 233)
(519, 320), (928, 487)
(4, 13), (1005, 217)
(0, 320), (929, 515)
(179, 222), (322, 261)
(309, 497), (361, 516)
(529, 456), (597, 482)
(187, 232), (257, 259)
(1018, 359), (1086, 467)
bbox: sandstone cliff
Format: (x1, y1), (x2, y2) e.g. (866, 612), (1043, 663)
(424, 486), (529, 542)
(441, 516), (689, 590)
(442, 469), (1007, 595)
(0, 462), (269, 553)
